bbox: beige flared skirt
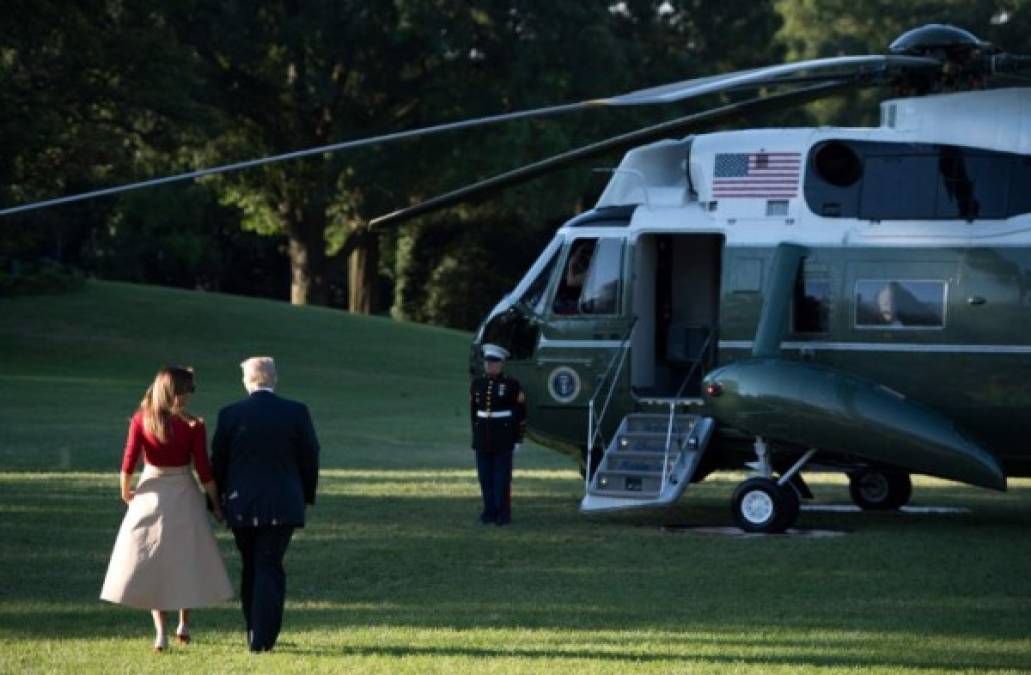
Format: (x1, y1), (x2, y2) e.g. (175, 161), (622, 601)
(100, 464), (233, 610)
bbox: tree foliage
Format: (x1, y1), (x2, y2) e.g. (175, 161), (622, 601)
(776, 0), (1031, 125)
(0, 0), (209, 268)
(8, 2), (1021, 329)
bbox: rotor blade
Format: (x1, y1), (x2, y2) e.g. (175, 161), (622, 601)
(369, 79), (857, 229)
(0, 54), (937, 218)
(603, 54), (937, 105)
(0, 100), (589, 217)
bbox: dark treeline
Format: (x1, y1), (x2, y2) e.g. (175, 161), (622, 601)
(3, 1), (1029, 329)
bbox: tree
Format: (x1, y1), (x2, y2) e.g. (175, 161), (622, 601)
(166, 1), (530, 309)
(775, 0), (1031, 125)
(390, 0), (787, 328)
(0, 0), (208, 267)
(2, 0), (791, 326)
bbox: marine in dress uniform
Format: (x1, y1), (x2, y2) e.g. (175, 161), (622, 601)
(470, 344), (526, 526)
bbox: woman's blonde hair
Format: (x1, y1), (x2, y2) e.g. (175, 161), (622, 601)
(140, 366), (196, 443)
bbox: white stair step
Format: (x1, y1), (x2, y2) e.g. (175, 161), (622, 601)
(581, 416), (716, 514)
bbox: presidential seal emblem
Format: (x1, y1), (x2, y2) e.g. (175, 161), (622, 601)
(548, 366), (581, 404)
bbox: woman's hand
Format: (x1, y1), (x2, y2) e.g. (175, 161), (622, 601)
(201, 480), (223, 523)
(119, 471), (134, 505)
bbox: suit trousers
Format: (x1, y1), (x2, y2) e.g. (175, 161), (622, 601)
(475, 448), (513, 524)
(232, 525), (295, 651)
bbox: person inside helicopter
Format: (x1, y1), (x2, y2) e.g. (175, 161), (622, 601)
(856, 280), (943, 328)
(876, 283), (904, 327)
(552, 240), (595, 315)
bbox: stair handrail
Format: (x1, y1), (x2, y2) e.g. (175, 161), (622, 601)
(586, 316), (637, 491)
(660, 327), (716, 494)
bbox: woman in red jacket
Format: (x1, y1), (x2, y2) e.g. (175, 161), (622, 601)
(100, 366), (232, 652)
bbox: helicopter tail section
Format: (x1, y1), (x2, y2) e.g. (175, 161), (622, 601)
(701, 358), (1007, 491)
(580, 412), (716, 513)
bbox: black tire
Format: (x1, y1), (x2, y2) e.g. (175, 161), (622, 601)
(732, 477), (795, 533)
(848, 470), (912, 510)
(779, 482), (801, 531)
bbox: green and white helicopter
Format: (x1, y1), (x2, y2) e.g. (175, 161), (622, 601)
(9, 24), (1031, 533)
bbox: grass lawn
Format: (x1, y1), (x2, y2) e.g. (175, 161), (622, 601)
(1, 281), (1030, 673)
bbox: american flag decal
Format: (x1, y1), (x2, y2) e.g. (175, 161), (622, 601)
(713, 152), (800, 198)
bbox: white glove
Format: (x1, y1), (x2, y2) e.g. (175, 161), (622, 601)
(513, 443), (522, 454)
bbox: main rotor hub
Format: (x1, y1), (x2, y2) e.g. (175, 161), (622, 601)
(889, 24), (999, 93)
(889, 23), (993, 58)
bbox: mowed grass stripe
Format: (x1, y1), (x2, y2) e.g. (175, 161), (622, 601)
(1, 469), (1030, 673)
(1, 281), (1030, 673)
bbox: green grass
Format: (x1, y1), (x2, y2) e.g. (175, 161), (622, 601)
(1, 281), (1030, 673)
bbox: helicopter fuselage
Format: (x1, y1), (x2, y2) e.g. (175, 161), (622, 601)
(475, 87), (1031, 485)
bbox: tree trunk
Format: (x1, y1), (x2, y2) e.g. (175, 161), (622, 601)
(284, 207), (328, 306)
(347, 230), (378, 314)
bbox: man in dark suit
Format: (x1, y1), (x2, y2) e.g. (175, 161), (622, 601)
(211, 356), (319, 653)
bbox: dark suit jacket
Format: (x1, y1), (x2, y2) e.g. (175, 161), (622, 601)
(211, 390), (320, 528)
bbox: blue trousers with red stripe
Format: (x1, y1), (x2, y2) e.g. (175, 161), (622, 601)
(475, 448), (513, 524)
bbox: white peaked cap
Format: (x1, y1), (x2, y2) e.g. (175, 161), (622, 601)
(482, 343), (510, 360)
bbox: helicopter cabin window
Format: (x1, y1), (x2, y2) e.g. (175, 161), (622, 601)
(1010, 156), (1031, 216)
(792, 268), (830, 334)
(552, 238), (623, 316)
(806, 141), (1031, 220)
(854, 280), (946, 329)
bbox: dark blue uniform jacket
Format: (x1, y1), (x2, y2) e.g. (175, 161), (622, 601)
(470, 374), (526, 453)
(211, 390), (320, 528)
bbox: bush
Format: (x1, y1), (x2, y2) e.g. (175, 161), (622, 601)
(0, 258), (84, 297)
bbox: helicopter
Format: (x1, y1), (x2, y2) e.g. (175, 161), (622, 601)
(446, 23), (1031, 533)
(6, 23), (1031, 533)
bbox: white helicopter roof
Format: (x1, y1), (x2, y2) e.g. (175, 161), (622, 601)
(583, 88), (1031, 247)
(881, 86), (1031, 152)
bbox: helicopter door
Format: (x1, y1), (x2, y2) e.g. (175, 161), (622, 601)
(632, 233), (723, 398)
(534, 236), (629, 420)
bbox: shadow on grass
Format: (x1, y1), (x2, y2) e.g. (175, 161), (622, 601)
(2, 472), (1031, 673)
(2, 604), (1028, 671)
(278, 640), (1030, 672)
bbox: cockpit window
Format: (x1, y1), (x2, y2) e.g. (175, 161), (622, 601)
(519, 246), (560, 313)
(579, 239), (623, 314)
(552, 238), (623, 316)
(553, 239), (596, 315)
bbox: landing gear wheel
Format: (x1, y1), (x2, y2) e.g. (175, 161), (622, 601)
(731, 477), (799, 534)
(848, 470), (912, 510)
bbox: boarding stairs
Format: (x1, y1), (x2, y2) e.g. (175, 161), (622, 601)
(580, 318), (715, 513)
(581, 411), (714, 512)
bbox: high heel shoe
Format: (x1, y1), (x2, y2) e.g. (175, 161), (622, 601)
(153, 635), (168, 653)
(175, 631), (191, 645)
